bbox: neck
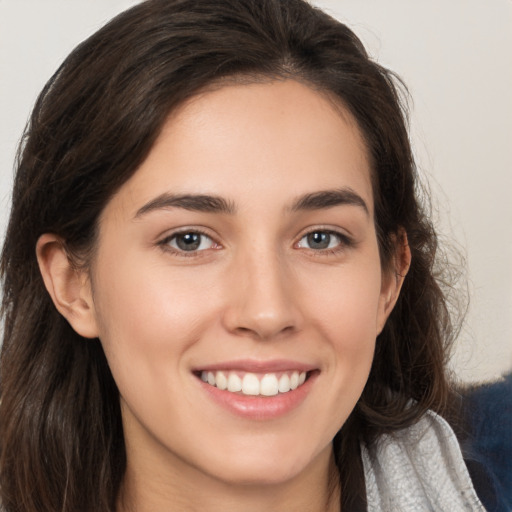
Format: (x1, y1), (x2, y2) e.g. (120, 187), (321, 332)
(118, 446), (341, 512)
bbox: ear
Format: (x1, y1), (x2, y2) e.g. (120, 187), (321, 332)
(36, 233), (99, 339)
(376, 230), (411, 334)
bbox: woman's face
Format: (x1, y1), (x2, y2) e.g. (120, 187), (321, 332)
(85, 80), (399, 488)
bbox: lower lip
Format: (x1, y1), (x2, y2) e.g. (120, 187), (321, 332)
(197, 372), (318, 420)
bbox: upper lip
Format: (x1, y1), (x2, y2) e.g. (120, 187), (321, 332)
(193, 359), (317, 373)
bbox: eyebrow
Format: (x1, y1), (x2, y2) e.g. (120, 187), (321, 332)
(134, 187), (369, 218)
(135, 193), (236, 218)
(289, 188), (369, 215)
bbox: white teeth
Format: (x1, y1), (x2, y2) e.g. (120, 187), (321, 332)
(227, 373), (242, 392)
(260, 374), (279, 396)
(200, 370), (308, 396)
(242, 373), (260, 395)
(278, 374), (291, 393)
(290, 371), (299, 390)
(216, 371), (228, 390)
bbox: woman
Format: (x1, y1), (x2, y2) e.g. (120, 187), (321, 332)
(0, 0), (485, 510)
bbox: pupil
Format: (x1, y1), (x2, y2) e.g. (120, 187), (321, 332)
(177, 233), (200, 251)
(308, 232), (330, 249)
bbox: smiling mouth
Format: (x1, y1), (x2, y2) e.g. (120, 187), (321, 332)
(198, 370), (309, 397)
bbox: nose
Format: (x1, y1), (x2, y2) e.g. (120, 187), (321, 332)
(221, 250), (302, 341)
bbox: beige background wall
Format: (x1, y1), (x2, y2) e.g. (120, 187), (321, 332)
(1, 0), (511, 383)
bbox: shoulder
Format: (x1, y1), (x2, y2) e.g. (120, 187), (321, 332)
(361, 410), (486, 512)
(461, 374), (512, 512)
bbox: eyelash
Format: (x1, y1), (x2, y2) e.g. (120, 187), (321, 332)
(158, 228), (354, 257)
(295, 229), (354, 255)
(158, 229), (220, 258)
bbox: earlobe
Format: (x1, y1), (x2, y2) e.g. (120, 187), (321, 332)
(36, 234), (99, 339)
(376, 231), (411, 334)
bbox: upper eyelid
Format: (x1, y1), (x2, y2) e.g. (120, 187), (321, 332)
(297, 231), (349, 244)
(296, 225), (354, 241)
(158, 230), (220, 258)
(294, 228), (356, 253)
(158, 226), (218, 242)
(156, 225), (354, 248)
(157, 229), (220, 253)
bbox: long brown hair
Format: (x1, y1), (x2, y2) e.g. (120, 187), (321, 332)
(0, 0), (459, 510)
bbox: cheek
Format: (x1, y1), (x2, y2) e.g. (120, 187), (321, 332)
(301, 258), (383, 343)
(90, 256), (223, 442)
(91, 254), (217, 380)
(91, 251), (242, 411)
(298, 257), (382, 402)
(319, 279), (379, 378)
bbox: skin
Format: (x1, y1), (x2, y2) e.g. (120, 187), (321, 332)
(37, 80), (408, 511)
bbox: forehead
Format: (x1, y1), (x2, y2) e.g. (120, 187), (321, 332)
(105, 79), (373, 218)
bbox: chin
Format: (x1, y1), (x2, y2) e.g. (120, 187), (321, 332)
(195, 437), (331, 487)
(208, 462), (307, 487)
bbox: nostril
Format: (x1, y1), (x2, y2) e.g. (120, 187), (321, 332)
(233, 323), (296, 340)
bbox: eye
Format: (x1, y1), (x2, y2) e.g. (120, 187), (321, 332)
(296, 230), (346, 250)
(164, 231), (216, 252)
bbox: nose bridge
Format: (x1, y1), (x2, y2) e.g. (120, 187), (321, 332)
(222, 240), (300, 339)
